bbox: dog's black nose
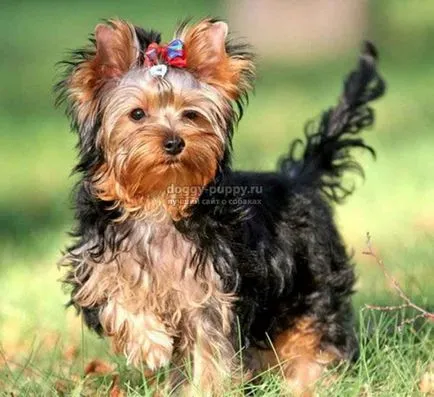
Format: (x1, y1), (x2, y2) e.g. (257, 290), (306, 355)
(163, 136), (185, 155)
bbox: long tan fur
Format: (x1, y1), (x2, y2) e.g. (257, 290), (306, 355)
(65, 217), (239, 393)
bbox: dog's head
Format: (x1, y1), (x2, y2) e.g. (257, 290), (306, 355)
(57, 19), (254, 220)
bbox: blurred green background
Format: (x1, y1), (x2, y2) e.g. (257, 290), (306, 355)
(1, 0), (433, 381)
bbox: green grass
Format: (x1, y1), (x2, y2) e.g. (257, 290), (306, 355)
(1, 0), (434, 395)
(1, 307), (433, 396)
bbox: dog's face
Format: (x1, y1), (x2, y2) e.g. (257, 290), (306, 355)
(60, 19), (254, 220)
(95, 67), (232, 220)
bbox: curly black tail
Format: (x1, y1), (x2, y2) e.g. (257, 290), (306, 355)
(279, 42), (386, 203)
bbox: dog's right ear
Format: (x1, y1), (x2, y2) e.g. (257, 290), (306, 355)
(57, 19), (140, 126)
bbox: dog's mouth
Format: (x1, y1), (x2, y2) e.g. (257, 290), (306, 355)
(150, 156), (192, 178)
(165, 157), (182, 165)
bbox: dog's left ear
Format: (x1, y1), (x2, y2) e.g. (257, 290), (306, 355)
(58, 19), (140, 128)
(180, 19), (255, 101)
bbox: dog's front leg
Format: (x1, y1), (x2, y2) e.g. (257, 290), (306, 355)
(172, 304), (242, 397)
(99, 298), (174, 370)
(68, 249), (174, 371)
(191, 327), (235, 396)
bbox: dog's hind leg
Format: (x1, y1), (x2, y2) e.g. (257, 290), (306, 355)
(251, 317), (341, 397)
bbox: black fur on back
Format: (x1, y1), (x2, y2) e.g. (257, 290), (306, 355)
(176, 42), (386, 355)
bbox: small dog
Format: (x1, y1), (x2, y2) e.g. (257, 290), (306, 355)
(56, 18), (385, 395)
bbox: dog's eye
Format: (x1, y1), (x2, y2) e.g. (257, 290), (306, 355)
(183, 110), (199, 121)
(130, 108), (147, 121)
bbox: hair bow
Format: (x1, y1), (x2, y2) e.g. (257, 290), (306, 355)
(144, 39), (187, 69)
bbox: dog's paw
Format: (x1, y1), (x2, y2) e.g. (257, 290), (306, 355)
(101, 301), (174, 369)
(126, 316), (174, 370)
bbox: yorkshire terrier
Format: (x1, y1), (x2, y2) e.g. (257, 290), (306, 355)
(56, 18), (385, 395)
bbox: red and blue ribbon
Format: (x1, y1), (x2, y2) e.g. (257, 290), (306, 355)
(144, 39), (187, 69)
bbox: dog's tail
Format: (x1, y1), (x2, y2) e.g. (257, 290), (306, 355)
(279, 42), (386, 203)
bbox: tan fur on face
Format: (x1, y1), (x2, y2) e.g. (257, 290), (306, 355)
(92, 69), (231, 221)
(66, 217), (239, 390)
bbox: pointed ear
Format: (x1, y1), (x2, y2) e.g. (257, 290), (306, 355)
(93, 22), (139, 78)
(60, 20), (139, 124)
(180, 19), (255, 101)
